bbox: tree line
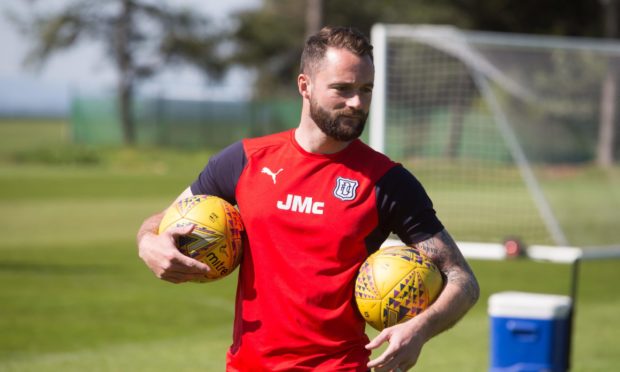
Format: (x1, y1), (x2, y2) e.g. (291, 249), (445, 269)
(10, 0), (618, 164)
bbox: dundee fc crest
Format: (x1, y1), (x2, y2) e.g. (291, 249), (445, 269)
(333, 177), (359, 201)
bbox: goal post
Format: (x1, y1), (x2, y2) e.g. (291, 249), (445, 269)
(472, 71), (568, 246)
(369, 24), (387, 153)
(369, 24), (620, 249)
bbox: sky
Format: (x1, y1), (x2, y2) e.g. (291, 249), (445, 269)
(0, 0), (261, 116)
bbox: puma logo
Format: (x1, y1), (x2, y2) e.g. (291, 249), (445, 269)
(261, 167), (284, 184)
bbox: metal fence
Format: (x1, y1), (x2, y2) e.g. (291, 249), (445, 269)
(71, 95), (301, 149)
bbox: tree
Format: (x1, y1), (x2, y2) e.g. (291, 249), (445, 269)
(14, 0), (226, 145)
(305, 0), (322, 39)
(597, 0), (619, 167)
(229, 0), (617, 164)
(228, 0), (608, 98)
(229, 0), (464, 97)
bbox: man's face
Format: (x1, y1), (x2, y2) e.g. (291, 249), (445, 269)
(306, 48), (374, 142)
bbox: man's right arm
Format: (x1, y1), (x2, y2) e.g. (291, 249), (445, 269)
(137, 141), (247, 283)
(136, 187), (212, 283)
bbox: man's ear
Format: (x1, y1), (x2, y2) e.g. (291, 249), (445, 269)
(298, 73), (312, 99)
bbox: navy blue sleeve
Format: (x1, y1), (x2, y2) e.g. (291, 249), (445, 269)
(190, 141), (247, 206)
(365, 165), (444, 253)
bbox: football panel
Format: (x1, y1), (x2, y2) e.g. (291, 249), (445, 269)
(355, 259), (381, 300)
(178, 223), (226, 258)
(381, 246), (435, 268)
(371, 255), (415, 298)
(381, 269), (421, 328)
(158, 204), (183, 234)
(183, 221), (235, 281)
(221, 202), (244, 264)
(380, 246), (444, 305)
(176, 195), (208, 217)
(197, 240), (235, 280)
(381, 264), (444, 327)
(381, 294), (404, 329)
(410, 270), (430, 317)
(161, 217), (232, 281)
(185, 196), (228, 234)
(416, 265), (444, 304)
(356, 298), (384, 331)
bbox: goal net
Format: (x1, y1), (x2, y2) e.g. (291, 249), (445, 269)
(370, 24), (620, 249)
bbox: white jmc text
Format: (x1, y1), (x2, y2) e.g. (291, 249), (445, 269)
(276, 194), (324, 215)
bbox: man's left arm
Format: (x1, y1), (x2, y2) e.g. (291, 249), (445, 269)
(366, 228), (480, 371)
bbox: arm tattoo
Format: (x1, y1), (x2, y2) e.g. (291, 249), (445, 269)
(412, 230), (455, 264)
(412, 230), (480, 305)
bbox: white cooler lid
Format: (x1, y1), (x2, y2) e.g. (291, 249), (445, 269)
(488, 291), (572, 319)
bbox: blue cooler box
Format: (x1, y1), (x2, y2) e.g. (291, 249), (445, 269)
(489, 291), (572, 372)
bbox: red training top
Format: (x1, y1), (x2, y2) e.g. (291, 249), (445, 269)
(191, 129), (443, 371)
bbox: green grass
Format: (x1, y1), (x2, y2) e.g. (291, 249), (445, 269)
(405, 158), (620, 247)
(0, 119), (69, 157)
(0, 118), (619, 371)
(540, 165), (620, 246)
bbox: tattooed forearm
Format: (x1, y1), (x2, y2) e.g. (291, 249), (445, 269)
(412, 230), (456, 264)
(414, 238), (442, 258)
(412, 229), (480, 306)
(445, 266), (480, 306)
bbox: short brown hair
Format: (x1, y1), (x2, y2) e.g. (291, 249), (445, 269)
(300, 26), (373, 75)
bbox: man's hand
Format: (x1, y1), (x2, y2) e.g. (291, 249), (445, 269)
(366, 229), (480, 371)
(366, 318), (427, 372)
(137, 223), (211, 283)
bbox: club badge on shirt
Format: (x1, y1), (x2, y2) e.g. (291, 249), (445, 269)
(333, 177), (359, 201)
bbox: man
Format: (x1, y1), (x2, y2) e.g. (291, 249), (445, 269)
(137, 26), (479, 371)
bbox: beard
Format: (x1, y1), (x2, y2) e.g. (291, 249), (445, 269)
(309, 97), (368, 142)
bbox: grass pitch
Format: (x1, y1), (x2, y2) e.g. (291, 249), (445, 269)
(0, 119), (618, 371)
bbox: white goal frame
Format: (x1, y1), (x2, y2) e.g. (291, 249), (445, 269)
(369, 24), (571, 246)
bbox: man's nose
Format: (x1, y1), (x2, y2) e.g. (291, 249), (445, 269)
(346, 94), (363, 110)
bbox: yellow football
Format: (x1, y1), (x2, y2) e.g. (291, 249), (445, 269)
(158, 195), (244, 282)
(355, 246), (443, 331)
